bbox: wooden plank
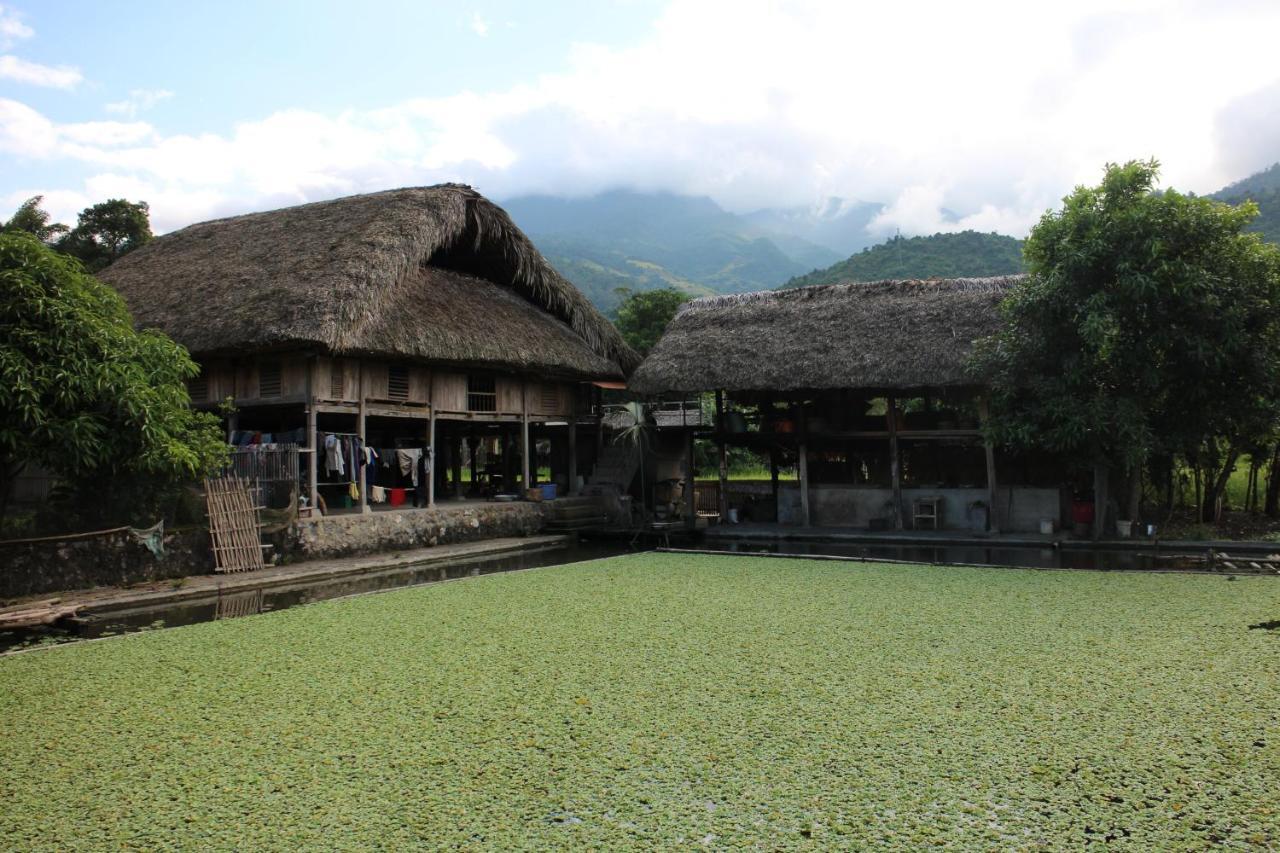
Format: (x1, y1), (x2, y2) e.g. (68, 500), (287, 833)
(521, 379), (531, 492)
(799, 408), (811, 528)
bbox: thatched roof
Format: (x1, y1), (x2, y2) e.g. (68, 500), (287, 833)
(629, 276), (1022, 395)
(98, 185), (637, 379)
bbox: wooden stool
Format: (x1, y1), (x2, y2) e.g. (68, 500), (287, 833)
(913, 496), (943, 530)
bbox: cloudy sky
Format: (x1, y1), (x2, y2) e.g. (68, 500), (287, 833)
(2, 0), (1279, 236)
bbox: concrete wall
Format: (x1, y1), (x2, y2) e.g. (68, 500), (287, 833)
(773, 485), (1063, 532)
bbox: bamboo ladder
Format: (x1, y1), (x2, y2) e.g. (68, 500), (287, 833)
(204, 474), (267, 573)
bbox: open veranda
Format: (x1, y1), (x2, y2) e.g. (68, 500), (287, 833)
(2, 554), (1277, 848)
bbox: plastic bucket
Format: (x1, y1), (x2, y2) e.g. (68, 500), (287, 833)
(388, 488), (406, 507)
(540, 483), (557, 500)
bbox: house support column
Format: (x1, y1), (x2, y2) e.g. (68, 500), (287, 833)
(978, 397), (999, 533)
(357, 359), (368, 514)
(715, 390), (728, 522)
(888, 395), (903, 530)
(770, 446), (780, 524)
(427, 407), (436, 508)
(799, 407), (811, 527)
(568, 420), (578, 495)
(684, 428), (697, 529)
(521, 380), (532, 495)
(306, 359), (318, 513)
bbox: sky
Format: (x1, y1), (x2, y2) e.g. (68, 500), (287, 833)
(2, 0), (1279, 237)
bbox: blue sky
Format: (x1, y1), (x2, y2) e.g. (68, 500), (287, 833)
(3, 1), (1280, 235)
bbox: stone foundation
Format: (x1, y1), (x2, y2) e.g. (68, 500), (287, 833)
(0, 527), (214, 600)
(288, 503), (548, 562)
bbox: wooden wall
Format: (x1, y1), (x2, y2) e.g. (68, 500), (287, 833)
(193, 353), (582, 418)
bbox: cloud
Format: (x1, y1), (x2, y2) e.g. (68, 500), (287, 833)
(0, 54), (82, 88)
(0, 4), (33, 49)
(470, 12), (489, 37)
(5, 1), (1280, 236)
(104, 88), (174, 117)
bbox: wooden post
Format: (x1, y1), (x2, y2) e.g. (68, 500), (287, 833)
(451, 436), (463, 498)
(427, 406), (436, 508)
(522, 380), (532, 494)
(978, 397), (998, 533)
(568, 420), (578, 495)
(715, 390), (728, 521)
(357, 359), (369, 514)
(684, 428), (696, 528)
(799, 407), (811, 527)
(306, 359), (318, 513)
(888, 395), (903, 530)
(770, 446), (780, 524)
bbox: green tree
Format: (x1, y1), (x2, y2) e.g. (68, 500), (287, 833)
(0, 233), (226, 525)
(1, 196), (69, 243)
(56, 199), (153, 271)
(613, 287), (690, 356)
(972, 159), (1280, 533)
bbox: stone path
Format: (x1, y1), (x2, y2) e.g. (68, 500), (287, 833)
(0, 535), (570, 627)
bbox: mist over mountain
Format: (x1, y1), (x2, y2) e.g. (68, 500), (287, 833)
(741, 197), (886, 256)
(503, 190), (844, 312)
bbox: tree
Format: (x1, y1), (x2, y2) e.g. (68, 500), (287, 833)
(613, 287), (690, 355)
(1, 196), (69, 243)
(0, 233), (226, 526)
(972, 159), (1280, 534)
(56, 199), (153, 271)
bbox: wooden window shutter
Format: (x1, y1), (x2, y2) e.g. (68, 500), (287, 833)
(388, 365), (410, 401)
(539, 384), (559, 412)
(329, 361), (345, 399)
(259, 361), (282, 398)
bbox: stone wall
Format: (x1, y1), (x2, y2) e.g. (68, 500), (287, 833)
(0, 527), (213, 600)
(287, 503), (548, 562)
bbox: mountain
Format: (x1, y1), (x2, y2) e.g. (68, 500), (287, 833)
(780, 230), (1025, 290)
(742, 197), (885, 256)
(1210, 162), (1280, 244)
(502, 190), (843, 313)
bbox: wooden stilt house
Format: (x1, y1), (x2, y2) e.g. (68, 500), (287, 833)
(99, 184), (637, 514)
(629, 277), (1070, 533)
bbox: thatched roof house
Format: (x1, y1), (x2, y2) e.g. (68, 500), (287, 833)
(629, 276), (1021, 395)
(99, 184), (637, 380)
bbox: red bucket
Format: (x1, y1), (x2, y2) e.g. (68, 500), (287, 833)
(388, 488), (407, 507)
(1071, 500), (1095, 524)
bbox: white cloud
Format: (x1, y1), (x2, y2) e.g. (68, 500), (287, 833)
(0, 54), (82, 88)
(0, 4), (33, 50)
(5, 1), (1280, 235)
(104, 88), (174, 117)
(470, 12), (489, 37)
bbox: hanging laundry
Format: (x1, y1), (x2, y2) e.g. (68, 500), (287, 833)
(370, 485), (386, 503)
(324, 433), (345, 476)
(397, 448), (421, 486)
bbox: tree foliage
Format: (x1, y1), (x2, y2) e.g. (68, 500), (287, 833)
(612, 287), (690, 356)
(781, 230), (1025, 290)
(1, 196), (69, 244)
(56, 199), (153, 271)
(972, 160), (1280, 524)
(0, 233), (226, 524)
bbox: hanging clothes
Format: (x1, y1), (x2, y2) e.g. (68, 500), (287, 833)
(324, 434), (345, 477)
(397, 448), (421, 486)
(415, 449), (431, 507)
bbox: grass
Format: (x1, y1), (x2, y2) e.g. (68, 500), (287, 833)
(1, 554), (1278, 848)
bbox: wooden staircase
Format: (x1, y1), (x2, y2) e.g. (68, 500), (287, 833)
(543, 496), (612, 532)
(586, 444), (640, 493)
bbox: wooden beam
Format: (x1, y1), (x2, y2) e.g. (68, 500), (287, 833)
(716, 390), (728, 521)
(799, 407), (811, 527)
(978, 397), (998, 533)
(888, 395), (903, 530)
(770, 445), (780, 523)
